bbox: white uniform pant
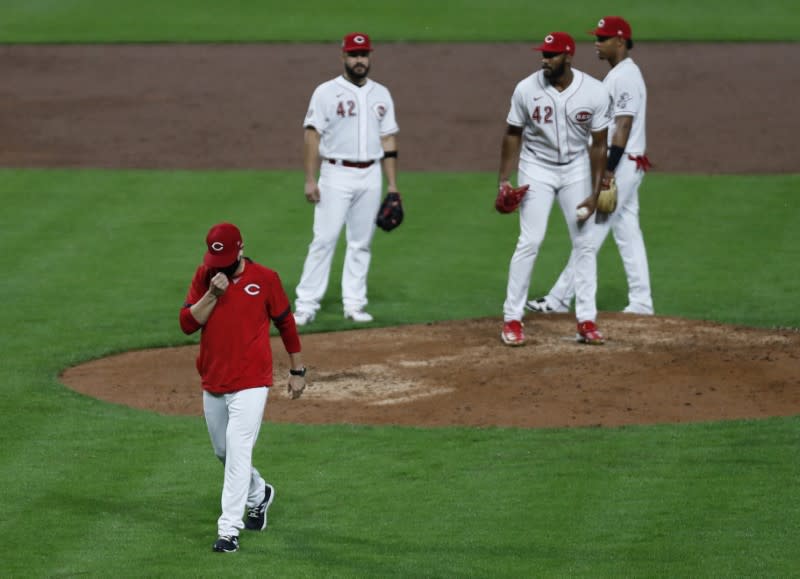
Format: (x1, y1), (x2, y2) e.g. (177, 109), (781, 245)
(203, 386), (269, 538)
(504, 155), (604, 324)
(295, 162), (382, 314)
(545, 156), (653, 314)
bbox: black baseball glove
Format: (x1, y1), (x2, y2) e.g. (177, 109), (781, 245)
(376, 192), (404, 232)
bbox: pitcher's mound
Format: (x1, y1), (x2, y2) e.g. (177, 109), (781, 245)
(61, 314), (800, 428)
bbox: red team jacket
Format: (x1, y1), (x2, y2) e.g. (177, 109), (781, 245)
(179, 258), (301, 394)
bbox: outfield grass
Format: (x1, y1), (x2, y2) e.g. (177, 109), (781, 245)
(1, 0), (799, 42)
(1, 169), (799, 576)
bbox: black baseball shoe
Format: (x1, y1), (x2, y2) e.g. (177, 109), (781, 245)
(213, 535), (239, 553)
(525, 297), (568, 313)
(245, 482), (274, 531)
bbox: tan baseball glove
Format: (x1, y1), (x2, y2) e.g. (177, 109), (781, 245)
(596, 176), (618, 214)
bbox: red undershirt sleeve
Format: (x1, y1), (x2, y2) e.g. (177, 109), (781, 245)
(179, 266), (207, 335)
(269, 271), (301, 353)
(180, 305), (201, 334)
(273, 306), (301, 353)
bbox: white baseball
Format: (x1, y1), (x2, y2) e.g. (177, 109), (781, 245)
(576, 207), (590, 220)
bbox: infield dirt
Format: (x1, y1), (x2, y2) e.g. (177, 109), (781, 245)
(10, 42), (795, 427)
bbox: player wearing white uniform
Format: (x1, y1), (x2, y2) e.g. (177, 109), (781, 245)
(294, 32), (399, 326)
(498, 32), (613, 347)
(526, 16), (654, 316)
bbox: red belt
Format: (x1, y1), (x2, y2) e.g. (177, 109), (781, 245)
(628, 154), (651, 172)
(327, 159), (375, 169)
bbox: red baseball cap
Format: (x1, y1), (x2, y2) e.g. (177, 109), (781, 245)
(342, 32), (373, 53)
(533, 32), (576, 55)
(204, 222), (243, 268)
(591, 16), (633, 39)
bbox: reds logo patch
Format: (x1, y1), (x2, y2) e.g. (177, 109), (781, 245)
(574, 110), (593, 123)
(373, 103), (387, 119)
(244, 283), (261, 296)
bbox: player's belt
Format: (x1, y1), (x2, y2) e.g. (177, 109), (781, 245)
(327, 159), (375, 169)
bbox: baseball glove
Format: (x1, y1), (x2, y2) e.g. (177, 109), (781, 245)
(596, 176), (618, 214)
(376, 192), (404, 232)
(495, 183), (529, 214)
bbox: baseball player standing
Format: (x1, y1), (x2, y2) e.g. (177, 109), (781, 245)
(179, 222), (307, 553)
(527, 16), (654, 316)
(294, 32), (400, 326)
(498, 32), (613, 346)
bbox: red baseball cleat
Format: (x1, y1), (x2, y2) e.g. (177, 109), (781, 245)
(501, 320), (525, 346)
(576, 320), (604, 345)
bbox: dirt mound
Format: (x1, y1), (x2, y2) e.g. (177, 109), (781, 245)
(61, 315), (800, 428)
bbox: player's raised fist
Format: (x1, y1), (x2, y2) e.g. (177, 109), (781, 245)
(210, 272), (229, 296)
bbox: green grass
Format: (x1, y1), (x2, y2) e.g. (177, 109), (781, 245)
(1, 0), (799, 42)
(2, 409), (799, 576)
(1, 168), (799, 575)
(3, 169), (798, 348)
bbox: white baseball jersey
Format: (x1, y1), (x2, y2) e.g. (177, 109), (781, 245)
(303, 76), (398, 162)
(604, 57), (647, 155)
(507, 69), (612, 164)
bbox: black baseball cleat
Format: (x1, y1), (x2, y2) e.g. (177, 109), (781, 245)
(213, 535), (239, 553)
(525, 297), (568, 314)
(245, 482), (274, 531)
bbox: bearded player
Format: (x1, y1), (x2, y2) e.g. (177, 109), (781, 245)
(294, 32), (400, 326)
(498, 32), (613, 347)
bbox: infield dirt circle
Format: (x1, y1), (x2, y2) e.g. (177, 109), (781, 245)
(6, 42), (796, 428)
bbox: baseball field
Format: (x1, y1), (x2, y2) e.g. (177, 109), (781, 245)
(2, 1), (800, 576)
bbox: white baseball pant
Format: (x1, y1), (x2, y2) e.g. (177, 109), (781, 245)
(504, 155), (604, 324)
(544, 156), (653, 314)
(295, 162), (382, 314)
(203, 386), (269, 538)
